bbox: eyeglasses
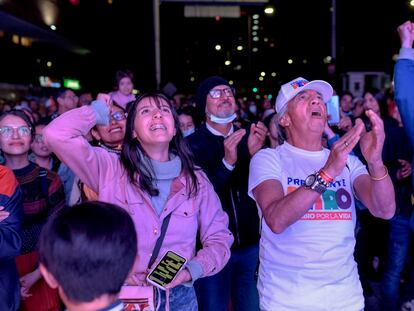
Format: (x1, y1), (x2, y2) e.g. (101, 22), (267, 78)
(34, 134), (44, 143)
(208, 87), (235, 99)
(63, 95), (78, 101)
(110, 111), (127, 121)
(0, 126), (32, 138)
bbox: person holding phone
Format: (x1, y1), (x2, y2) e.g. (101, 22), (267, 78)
(43, 92), (233, 310)
(326, 95), (340, 126)
(248, 77), (395, 310)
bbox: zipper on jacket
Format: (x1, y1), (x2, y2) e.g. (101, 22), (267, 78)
(230, 188), (241, 245)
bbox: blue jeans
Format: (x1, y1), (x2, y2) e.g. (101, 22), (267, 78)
(194, 244), (260, 311)
(381, 215), (412, 311)
(157, 285), (198, 311)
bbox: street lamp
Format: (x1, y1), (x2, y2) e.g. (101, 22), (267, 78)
(264, 6), (275, 16)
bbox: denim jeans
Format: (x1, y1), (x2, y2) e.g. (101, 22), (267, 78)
(157, 285), (198, 311)
(381, 215), (412, 311)
(194, 244), (260, 311)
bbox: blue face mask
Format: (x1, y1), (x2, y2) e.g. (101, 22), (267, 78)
(209, 113), (237, 124)
(182, 127), (195, 137)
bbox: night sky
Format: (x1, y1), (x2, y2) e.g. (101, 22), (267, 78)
(2, 0), (414, 96)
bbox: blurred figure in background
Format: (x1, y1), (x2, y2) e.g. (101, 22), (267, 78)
(78, 91), (93, 107)
(42, 88), (78, 124)
(30, 124), (60, 172)
(340, 91), (354, 117)
(41, 88), (79, 205)
(109, 69), (136, 110)
(177, 106), (198, 137)
(262, 111), (281, 149)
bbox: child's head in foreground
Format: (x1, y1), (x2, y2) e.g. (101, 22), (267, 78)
(39, 201), (137, 308)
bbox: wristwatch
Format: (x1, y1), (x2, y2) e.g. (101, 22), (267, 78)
(304, 172), (328, 194)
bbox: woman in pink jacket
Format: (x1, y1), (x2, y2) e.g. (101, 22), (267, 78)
(44, 92), (233, 310)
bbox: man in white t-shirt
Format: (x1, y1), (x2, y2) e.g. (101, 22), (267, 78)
(248, 77), (396, 311)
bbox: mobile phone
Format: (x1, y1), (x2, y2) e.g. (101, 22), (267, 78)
(326, 95), (340, 125)
(362, 117), (372, 132)
(146, 251), (187, 290)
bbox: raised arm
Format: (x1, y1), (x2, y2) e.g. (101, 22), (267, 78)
(251, 121), (370, 233)
(353, 110), (395, 219)
(395, 21), (414, 149)
(43, 102), (112, 193)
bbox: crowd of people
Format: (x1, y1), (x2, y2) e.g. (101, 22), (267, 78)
(0, 21), (414, 311)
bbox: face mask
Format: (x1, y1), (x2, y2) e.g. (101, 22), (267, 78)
(182, 127), (195, 137)
(209, 113), (237, 124)
(249, 105), (257, 114)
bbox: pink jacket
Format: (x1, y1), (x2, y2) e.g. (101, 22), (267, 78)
(109, 91), (135, 109)
(44, 106), (233, 279)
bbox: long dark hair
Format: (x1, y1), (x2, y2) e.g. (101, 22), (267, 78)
(121, 92), (199, 197)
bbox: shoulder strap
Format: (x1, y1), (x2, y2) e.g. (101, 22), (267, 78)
(147, 213), (172, 269)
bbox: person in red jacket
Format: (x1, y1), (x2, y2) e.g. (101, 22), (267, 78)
(0, 164), (23, 311)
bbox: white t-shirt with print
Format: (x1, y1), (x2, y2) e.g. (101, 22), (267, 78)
(248, 142), (367, 311)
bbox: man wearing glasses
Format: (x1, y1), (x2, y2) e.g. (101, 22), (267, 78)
(42, 88), (79, 124)
(187, 76), (267, 311)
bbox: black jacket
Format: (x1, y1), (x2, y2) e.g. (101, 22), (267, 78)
(187, 124), (260, 249)
(382, 126), (413, 217)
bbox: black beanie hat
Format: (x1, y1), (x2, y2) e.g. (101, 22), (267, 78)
(195, 76), (230, 117)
